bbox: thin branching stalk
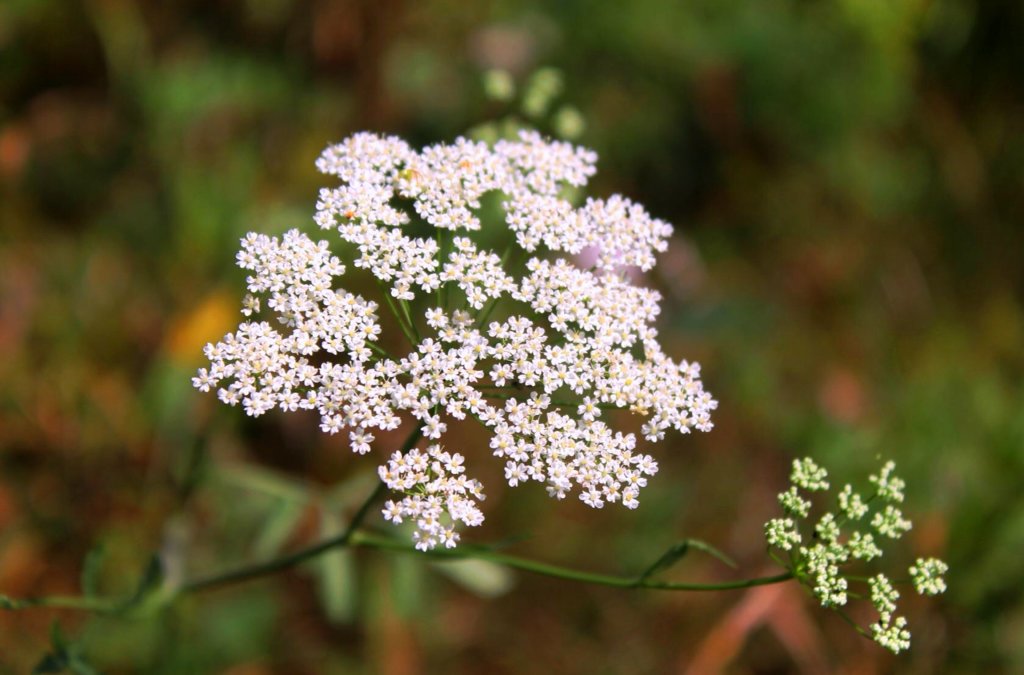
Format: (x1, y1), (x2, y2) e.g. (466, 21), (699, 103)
(1, 423), (795, 614)
(347, 531), (793, 591)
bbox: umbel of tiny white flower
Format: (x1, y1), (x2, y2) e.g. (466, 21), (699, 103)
(194, 130), (717, 551)
(764, 458), (948, 654)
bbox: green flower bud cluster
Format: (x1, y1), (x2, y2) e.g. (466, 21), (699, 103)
(764, 458), (947, 654)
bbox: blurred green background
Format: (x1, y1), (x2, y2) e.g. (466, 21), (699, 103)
(1, 0), (1022, 672)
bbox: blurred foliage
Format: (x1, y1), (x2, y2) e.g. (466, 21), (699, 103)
(1, 0), (1022, 672)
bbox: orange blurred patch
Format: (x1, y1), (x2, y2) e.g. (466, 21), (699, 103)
(0, 536), (47, 596)
(0, 123), (30, 178)
(0, 484), (16, 530)
(164, 290), (237, 365)
(818, 366), (867, 424)
(683, 581), (829, 674)
(913, 511), (949, 555)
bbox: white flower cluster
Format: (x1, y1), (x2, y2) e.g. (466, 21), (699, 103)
(379, 444), (485, 551)
(195, 130), (717, 550)
(909, 557), (948, 596)
(764, 458), (948, 654)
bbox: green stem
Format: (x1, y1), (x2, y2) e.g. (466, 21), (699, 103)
(834, 606), (871, 638)
(377, 281), (419, 347)
(435, 229), (444, 309)
(3, 522), (793, 613)
(4, 420), (795, 610)
(399, 298), (421, 342)
(366, 341), (397, 360)
(348, 531), (793, 592)
(437, 229), (451, 310)
(0, 595), (117, 613)
(481, 391), (617, 410)
(474, 244), (515, 329)
(475, 297), (501, 329)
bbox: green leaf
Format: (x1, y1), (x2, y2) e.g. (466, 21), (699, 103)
(314, 510), (357, 624)
(33, 621), (97, 675)
(80, 545), (106, 598)
(324, 471), (377, 510)
(215, 462), (310, 503)
(636, 539), (737, 584)
(252, 499), (304, 559)
(430, 559), (514, 599)
(682, 539), (738, 569)
(32, 653), (66, 674)
(67, 663), (97, 675)
(67, 655), (100, 675)
(116, 554), (170, 617)
(392, 555), (425, 618)
(129, 555), (165, 603)
(50, 622), (69, 653)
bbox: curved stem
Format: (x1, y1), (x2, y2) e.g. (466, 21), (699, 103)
(3, 419), (795, 611)
(3, 520), (793, 613)
(347, 531), (792, 591)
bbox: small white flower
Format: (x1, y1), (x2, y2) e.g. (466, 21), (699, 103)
(838, 484), (868, 520)
(870, 460), (906, 503)
(872, 505), (913, 539)
(791, 458), (829, 492)
(848, 531), (882, 561)
(778, 486), (811, 518)
(909, 557), (948, 596)
(765, 518), (802, 551)
(872, 615), (911, 654)
(869, 573), (900, 623)
(814, 513), (841, 544)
